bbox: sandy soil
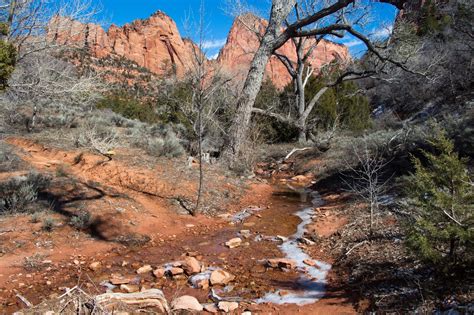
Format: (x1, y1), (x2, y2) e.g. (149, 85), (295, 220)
(0, 137), (357, 314)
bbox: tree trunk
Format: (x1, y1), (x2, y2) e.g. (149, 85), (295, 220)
(226, 41), (273, 160)
(225, 0), (296, 162)
(296, 60), (308, 144)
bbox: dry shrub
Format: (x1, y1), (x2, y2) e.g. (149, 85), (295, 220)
(0, 141), (21, 171)
(0, 172), (51, 215)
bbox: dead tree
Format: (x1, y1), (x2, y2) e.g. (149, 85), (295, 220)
(1, 0), (99, 60)
(178, 1), (231, 215)
(0, 0), (105, 131)
(342, 136), (392, 235)
(224, 0), (419, 162)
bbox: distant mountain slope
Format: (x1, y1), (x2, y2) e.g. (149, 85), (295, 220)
(48, 10), (349, 89)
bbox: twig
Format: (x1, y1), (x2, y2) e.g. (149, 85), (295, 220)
(344, 240), (369, 256)
(16, 293), (33, 308)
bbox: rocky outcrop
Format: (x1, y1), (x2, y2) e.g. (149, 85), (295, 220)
(217, 14), (350, 89)
(48, 11), (197, 77)
(94, 289), (170, 313)
(48, 11), (349, 88)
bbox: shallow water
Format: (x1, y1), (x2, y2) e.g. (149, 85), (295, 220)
(257, 191), (332, 306)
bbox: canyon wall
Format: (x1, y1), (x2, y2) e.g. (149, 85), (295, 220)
(49, 11), (349, 88)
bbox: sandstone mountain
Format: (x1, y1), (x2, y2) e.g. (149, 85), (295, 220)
(48, 11), (349, 88)
(217, 14), (350, 89)
(48, 11), (196, 77)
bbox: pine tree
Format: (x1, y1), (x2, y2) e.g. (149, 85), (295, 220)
(406, 129), (473, 266)
(0, 22), (16, 90)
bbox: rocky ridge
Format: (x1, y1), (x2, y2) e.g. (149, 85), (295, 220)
(48, 11), (349, 88)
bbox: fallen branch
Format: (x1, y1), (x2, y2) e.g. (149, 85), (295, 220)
(285, 147), (311, 160)
(344, 240), (369, 257)
(16, 293), (33, 308)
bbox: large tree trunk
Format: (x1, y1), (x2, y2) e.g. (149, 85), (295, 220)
(225, 0), (296, 163)
(226, 41), (273, 160)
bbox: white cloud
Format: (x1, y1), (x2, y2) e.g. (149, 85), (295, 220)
(372, 25), (393, 38)
(342, 40), (364, 48)
(202, 38), (227, 50)
(209, 53), (219, 60)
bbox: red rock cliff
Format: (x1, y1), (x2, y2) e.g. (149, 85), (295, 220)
(217, 14), (350, 89)
(48, 11), (196, 77)
(48, 11), (349, 88)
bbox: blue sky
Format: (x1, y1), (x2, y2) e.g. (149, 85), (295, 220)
(95, 0), (399, 58)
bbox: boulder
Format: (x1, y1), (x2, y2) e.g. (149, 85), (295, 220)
(182, 256), (201, 275)
(298, 237), (316, 246)
(218, 301), (239, 312)
(291, 175), (310, 182)
(109, 276), (136, 285)
(169, 267), (185, 276)
(225, 238), (242, 249)
(210, 270), (235, 285)
(266, 258), (296, 270)
(194, 278), (209, 289)
(240, 230), (251, 239)
(95, 289), (169, 313)
(171, 295), (203, 311)
(136, 265), (153, 274)
(153, 268), (165, 278)
(203, 303), (219, 313)
(89, 261), (101, 271)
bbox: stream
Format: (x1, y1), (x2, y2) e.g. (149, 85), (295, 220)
(256, 190), (332, 305)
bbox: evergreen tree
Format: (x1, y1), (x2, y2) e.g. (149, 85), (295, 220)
(0, 22), (16, 90)
(406, 129), (473, 266)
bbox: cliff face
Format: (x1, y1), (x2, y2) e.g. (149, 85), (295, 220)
(48, 11), (196, 77)
(217, 14), (350, 89)
(49, 11), (349, 88)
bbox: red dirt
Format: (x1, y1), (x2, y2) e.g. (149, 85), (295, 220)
(0, 138), (356, 314)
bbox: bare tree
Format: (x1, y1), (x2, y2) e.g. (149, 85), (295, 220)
(342, 136), (392, 235)
(1, 0), (99, 60)
(0, 0), (106, 131)
(2, 50), (107, 130)
(178, 1), (231, 215)
(223, 0), (419, 162)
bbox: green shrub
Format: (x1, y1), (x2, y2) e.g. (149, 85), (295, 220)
(0, 38), (16, 90)
(69, 210), (91, 230)
(0, 141), (21, 172)
(97, 92), (159, 123)
(254, 80), (299, 143)
(306, 76), (372, 132)
(418, 0), (452, 35)
(42, 217), (55, 232)
(405, 129), (473, 266)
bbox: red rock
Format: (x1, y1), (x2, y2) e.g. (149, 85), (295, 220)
(109, 276), (135, 285)
(182, 256), (201, 275)
(48, 12), (349, 89)
(266, 258), (296, 269)
(210, 270), (235, 285)
(47, 11), (197, 77)
(153, 268), (165, 278)
(169, 267), (184, 276)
